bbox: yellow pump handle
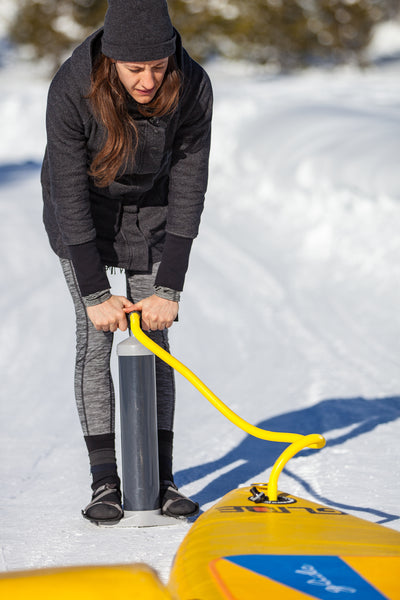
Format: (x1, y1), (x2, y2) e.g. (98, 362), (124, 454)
(129, 312), (325, 501)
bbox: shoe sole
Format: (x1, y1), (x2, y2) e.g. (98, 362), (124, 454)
(81, 509), (124, 526)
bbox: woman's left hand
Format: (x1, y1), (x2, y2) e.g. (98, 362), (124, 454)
(127, 295), (178, 331)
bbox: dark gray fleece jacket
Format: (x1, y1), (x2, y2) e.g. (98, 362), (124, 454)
(41, 28), (212, 295)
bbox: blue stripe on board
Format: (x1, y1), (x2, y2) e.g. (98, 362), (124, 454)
(226, 555), (387, 600)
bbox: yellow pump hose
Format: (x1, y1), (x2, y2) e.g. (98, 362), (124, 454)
(129, 312), (325, 501)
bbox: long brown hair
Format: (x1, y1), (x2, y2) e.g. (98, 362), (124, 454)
(88, 53), (182, 187)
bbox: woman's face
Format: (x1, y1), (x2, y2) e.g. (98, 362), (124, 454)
(115, 58), (169, 103)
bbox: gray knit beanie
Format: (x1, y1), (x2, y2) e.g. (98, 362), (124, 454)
(102, 0), (176, 62)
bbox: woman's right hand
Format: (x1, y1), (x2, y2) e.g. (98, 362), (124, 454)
(86, 295), (135, 332)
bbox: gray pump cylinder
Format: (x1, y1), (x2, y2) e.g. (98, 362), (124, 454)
(117, 333), (160, 514)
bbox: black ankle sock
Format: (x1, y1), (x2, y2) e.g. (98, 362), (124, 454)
(84, 433), (115, 452)
(158, 429), (174, 483)
(89, 449), (120, 491)
(84, 433), (120, 492)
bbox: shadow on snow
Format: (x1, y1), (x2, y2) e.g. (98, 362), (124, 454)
(177, 396), (400, 525)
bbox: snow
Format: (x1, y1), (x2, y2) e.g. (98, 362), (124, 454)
(1, 46), (400, 583)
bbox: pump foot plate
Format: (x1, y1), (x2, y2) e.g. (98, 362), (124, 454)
(103, 509), (180, 528)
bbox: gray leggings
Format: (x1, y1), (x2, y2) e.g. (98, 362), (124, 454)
(60, 258), (175, 437)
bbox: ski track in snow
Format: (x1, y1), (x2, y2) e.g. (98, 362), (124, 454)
(1, 58), (400, 580)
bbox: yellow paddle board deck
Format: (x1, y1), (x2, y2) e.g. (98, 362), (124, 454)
(0, 563), (173, 599)
(168, 484), (400, 599)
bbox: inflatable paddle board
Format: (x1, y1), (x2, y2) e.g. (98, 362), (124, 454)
(0, 563), (172, 599)
(168, 483), (400, 599)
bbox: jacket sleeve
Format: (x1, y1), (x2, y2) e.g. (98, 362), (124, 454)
(156, 64), (213, 291)
(166, 64), (213, 239)
(45, 63), (110, 295)
(154, 232), (193, 291)
(46, 63), (95, 245)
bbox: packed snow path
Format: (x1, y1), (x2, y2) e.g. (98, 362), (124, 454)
(1, 59), (399, 581)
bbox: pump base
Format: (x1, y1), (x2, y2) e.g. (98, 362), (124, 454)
(101, 508), (179, 528)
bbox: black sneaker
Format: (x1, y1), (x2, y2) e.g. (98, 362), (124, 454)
(160, 480), (199, 518)
(82, 483), (124, 525)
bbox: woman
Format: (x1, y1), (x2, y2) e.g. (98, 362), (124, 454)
(41, 0), (212, 524)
